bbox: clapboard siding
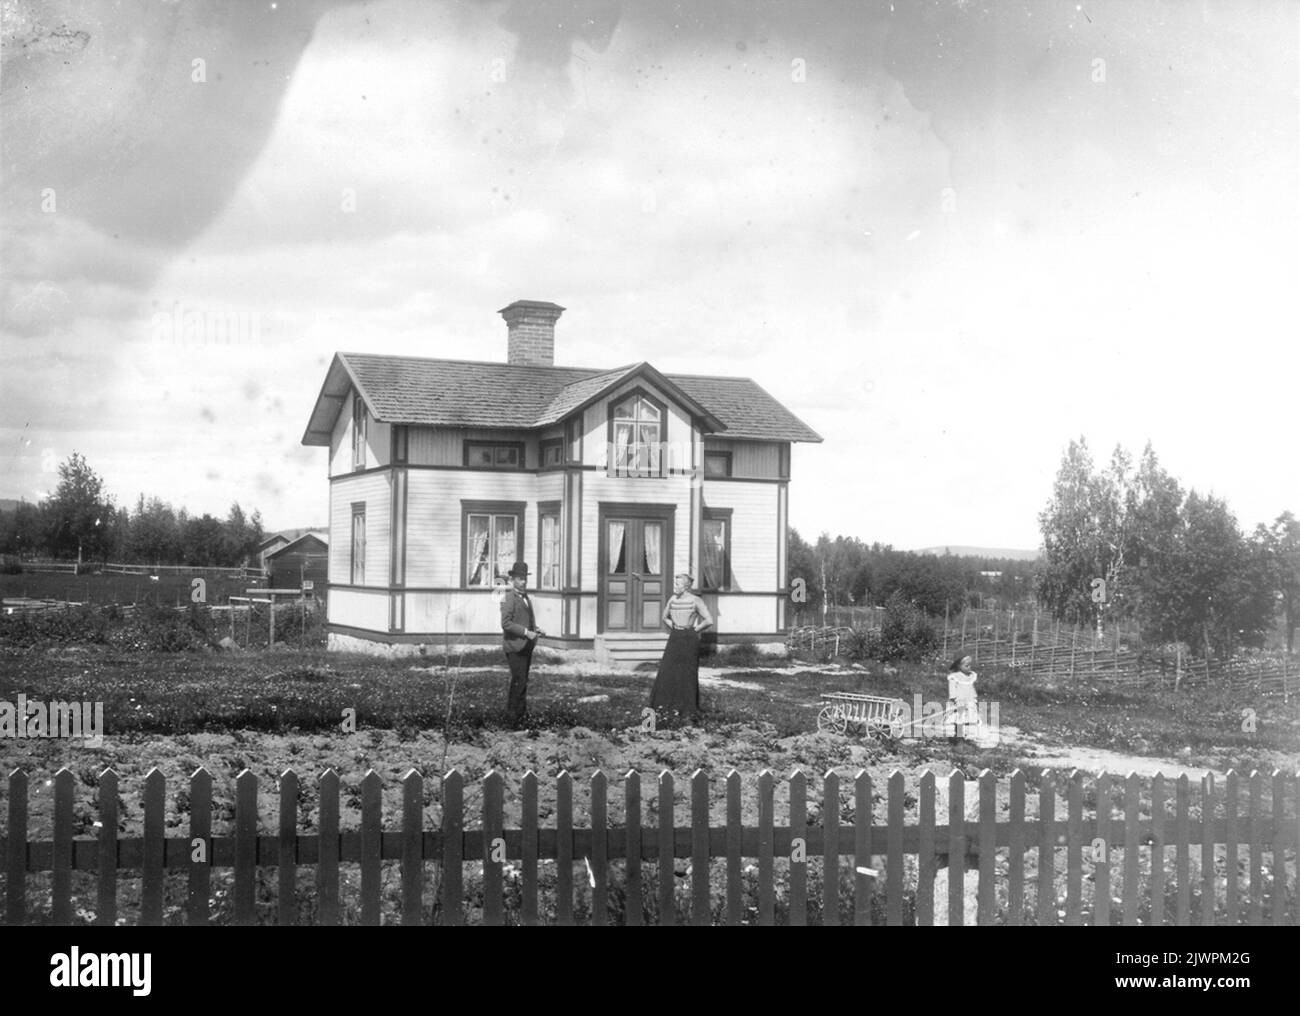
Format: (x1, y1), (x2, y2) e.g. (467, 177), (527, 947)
(330, 387), (390, 478)
(328, 474), (391, 587)
(581, 379), (694, 470)
(328, 588), (389, 631)
(703, 439), (784, 479)
(580, 473), (693, 589)
(702, 480), (779, 592)
(404, 590), (563, 636)
(702, 593), (778, 634)
(404, 471), (537, 586)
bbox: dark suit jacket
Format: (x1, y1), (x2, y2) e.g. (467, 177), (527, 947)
(500, 587), (536, 653)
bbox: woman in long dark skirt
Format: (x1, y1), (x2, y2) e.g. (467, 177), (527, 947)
(650, 572), (714, 722)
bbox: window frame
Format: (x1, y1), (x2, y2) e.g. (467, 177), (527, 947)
(537, 500), (562, 590)
(391, 425), (408, 464)
(703, 450), (733, 479)
(351, 394), (368, 471)
(699, 507), (733, 592)
(350, 502), (366, 585)
(605, 387), (669, 479)
(539, 438), (564, 470)
(460, 499), (526, 589)
(463, 440), (527, 470)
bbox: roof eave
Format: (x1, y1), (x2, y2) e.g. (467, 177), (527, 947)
(301, 353), (385, 446)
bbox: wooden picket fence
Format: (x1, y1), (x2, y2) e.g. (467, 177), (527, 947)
(3, 766), (1297, 926)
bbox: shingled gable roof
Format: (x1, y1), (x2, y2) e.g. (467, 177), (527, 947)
(301, 352), (822, 445)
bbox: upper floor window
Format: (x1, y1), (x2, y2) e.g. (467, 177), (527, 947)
(465, 441), (525, 469)
(609, 392), (665, 477)
(351, 395), (367, 470)
(540, 439), (564, 469)
(703, 451), (732, 478)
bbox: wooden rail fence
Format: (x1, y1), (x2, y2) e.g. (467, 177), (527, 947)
(792, 607), (1298, 699)
(3, 766), (1297, 926)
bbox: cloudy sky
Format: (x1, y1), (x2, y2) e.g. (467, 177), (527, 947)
(2, 0), (1297, 550)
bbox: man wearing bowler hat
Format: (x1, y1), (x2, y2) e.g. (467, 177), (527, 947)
(501, 561), (544, 727)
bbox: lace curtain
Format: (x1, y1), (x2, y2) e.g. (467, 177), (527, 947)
(643, 522), (661, 574)
(701, 519), (725, 589)
(467, 519), (490, 586)
(608, 521), (626, 574)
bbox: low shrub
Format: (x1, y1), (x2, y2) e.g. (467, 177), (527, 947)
(876, 593), (938, 663)
(846, 627), (881, 662)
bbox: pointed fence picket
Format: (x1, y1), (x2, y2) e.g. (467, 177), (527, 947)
(1, 765), (1297, 926)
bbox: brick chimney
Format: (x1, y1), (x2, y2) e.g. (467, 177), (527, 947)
(499, 300), (565, 367)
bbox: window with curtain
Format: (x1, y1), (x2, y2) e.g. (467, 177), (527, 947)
(351, 395), (367, 470)
(608, 521), (627, 574)
(642, 521), (661, 574)
(611, 394), (662, 477)
(351, 505), (366, 584)
(466, 512), (519, 586)
(540, 511), (561, 588)
(700, 516), (728, 591)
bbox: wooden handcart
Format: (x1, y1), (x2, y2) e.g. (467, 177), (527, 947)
(816, 692), (907, 738)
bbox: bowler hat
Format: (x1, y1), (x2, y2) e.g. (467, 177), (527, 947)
(508, 561), (529, 578)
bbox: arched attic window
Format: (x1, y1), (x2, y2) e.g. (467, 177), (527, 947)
(608, 390), (667, 477)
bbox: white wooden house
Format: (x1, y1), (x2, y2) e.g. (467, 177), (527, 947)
(300, 300), (821, 659)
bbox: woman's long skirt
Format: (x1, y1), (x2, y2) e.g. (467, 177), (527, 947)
(650, 628), (701, 719)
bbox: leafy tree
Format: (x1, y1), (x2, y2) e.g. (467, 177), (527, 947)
(1173, 492), (1272, 655)
(814, 533), (868, 607)
(1119, 445), (1186, 638)
(221, 503), (263, 566)
(1256, 512), (1300, 652)
(1035, 439), (1128, 625)
(787, 528), (823, 618)
(181, 514), (225, 566)
(43, 453), (114, 562)
(128, 495), (182, 564)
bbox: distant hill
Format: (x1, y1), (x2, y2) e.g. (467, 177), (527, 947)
(914, 546), (1040, 561)
(0, 498), (28, 514)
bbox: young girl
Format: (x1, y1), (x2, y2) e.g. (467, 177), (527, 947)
(947, 654), (979, 742)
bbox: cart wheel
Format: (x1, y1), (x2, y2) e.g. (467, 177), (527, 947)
(817, 706), (848, 735)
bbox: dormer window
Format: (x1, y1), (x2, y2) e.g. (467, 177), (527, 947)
(351, 394), (367, 470)
(609, 391), (666, 477)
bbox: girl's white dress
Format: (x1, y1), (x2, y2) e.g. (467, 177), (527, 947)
(947, 671), (979, 733)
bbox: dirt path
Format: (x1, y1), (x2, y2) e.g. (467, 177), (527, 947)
(995, 723), (1225, 779)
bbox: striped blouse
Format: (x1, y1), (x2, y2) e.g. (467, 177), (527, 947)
(662, 593), (714, 630)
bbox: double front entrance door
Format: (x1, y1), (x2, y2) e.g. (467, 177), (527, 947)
(600, 507), (673, 632)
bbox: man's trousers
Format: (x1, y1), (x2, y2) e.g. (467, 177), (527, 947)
(505, 641), (534, 725)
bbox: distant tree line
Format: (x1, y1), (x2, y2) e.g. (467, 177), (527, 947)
(1037, 438), (1298, 656)
(787, 531), (1036, 619)
(0, 453), (264, 568)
